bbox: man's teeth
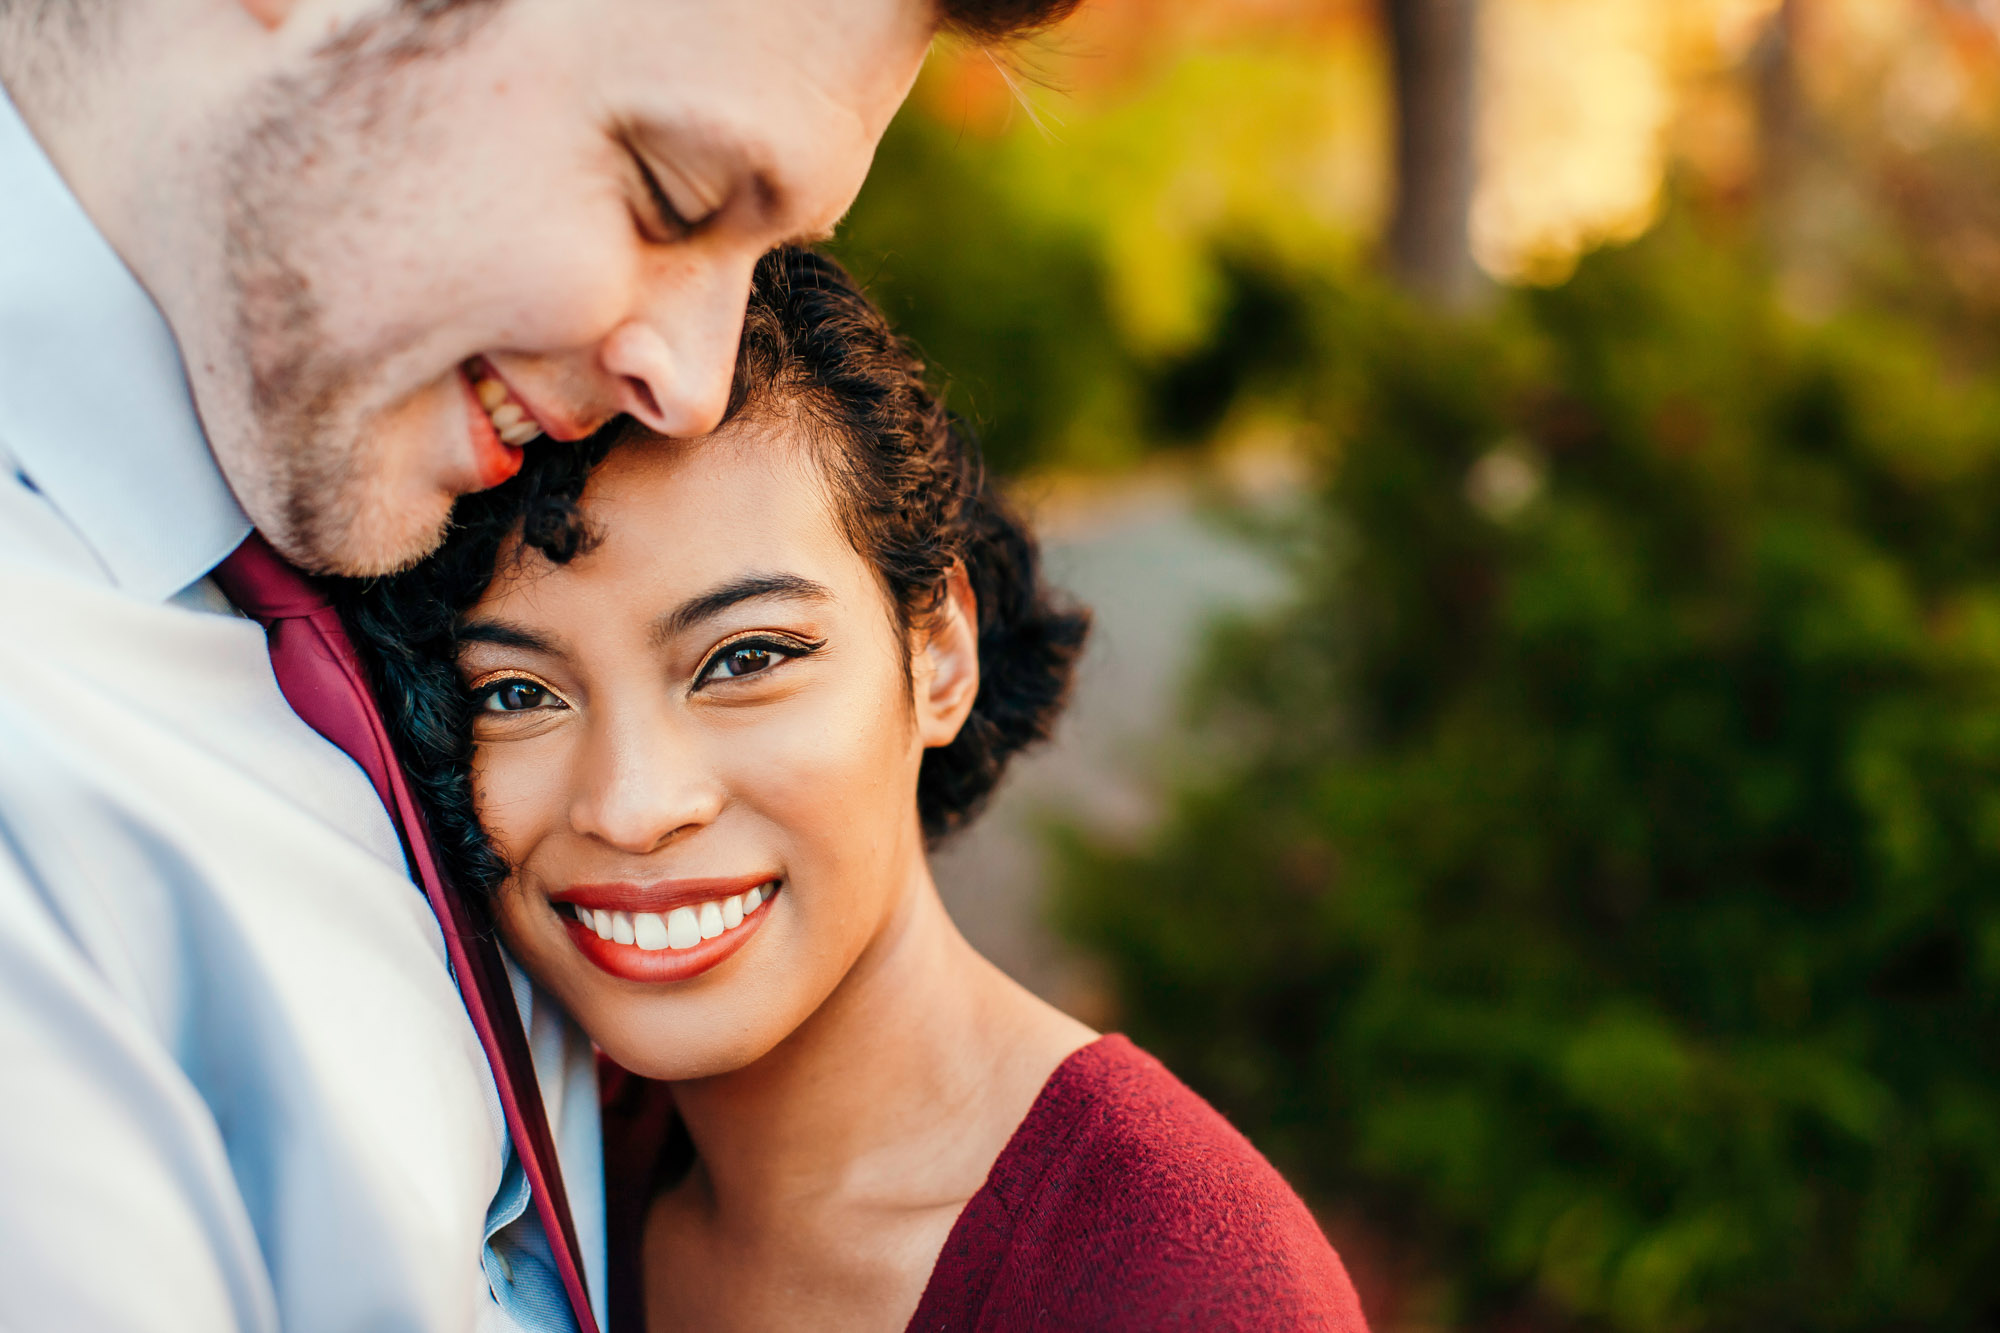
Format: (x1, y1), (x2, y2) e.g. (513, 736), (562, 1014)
(471, 369), (543, 447)
(569, 883), (770, 952)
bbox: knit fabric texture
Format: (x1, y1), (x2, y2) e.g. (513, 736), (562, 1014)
(904, 1035), (1369, 1333)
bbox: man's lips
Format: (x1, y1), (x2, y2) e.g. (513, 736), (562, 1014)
(556, 877), (779, 985)
(459, 368), (524, 488)
(465, 356), (593, 445)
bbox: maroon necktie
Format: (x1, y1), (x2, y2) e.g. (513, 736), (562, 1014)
(213, 531), (600, 1333)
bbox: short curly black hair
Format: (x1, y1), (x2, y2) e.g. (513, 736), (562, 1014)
(338, 246), (1090, 903)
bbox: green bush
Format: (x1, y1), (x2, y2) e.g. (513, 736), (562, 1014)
(831, 44), (1367, 475)
(830, 109), (1138, 474)
(1057, 218), (2000, 1331)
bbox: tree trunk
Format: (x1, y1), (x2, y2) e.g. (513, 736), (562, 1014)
(1384, 0), (1483, 309)
(1752, 0), (1807, 217)
(1750, 0), (1846, 311)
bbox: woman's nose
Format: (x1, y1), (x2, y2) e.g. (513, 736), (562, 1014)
(568, 711), (723, 854)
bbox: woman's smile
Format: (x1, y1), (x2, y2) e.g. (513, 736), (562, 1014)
(552, 876), (781, 984)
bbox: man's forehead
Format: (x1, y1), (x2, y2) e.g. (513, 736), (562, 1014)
(591, 0), (932, 232)
(590, 0), (931, 128)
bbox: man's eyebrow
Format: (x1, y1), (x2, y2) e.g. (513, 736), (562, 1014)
(457, 620), (560, 654)
(654, 573), (834, 643)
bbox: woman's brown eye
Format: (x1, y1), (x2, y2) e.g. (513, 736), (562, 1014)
(698, 638), (808, 688)
(479, 680), (553, 713)
(718, 646), (773, 678)
(694, 635), (821, 689)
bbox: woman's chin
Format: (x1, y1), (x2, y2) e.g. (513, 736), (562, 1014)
(591, 1020), (780, 1083)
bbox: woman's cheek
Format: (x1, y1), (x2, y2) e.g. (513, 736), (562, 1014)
(469, 737), (548, 866)
(732, 683), (917, 872)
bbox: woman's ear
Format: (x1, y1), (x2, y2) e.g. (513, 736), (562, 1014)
(913, 564), (980, 750)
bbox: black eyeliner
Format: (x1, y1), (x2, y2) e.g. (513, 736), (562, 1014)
(466, 670), (571, 713)
(691, 632), (826, 691)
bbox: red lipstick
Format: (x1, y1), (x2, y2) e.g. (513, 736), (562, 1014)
(554, 876), (779, 985)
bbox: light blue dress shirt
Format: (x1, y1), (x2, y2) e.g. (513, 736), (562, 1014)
(0, 76), (605, 1333)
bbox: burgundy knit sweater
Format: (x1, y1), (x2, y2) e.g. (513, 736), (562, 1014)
(904, 1035), (1367, 1332)
(601, 1035), (1368, 1332)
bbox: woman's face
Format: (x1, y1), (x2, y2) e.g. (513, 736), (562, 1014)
(457, 422), (976, 1078)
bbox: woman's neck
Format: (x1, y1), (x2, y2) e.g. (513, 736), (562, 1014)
(664, 860), (1091, 1231)
(641, 854), (1096, 1331)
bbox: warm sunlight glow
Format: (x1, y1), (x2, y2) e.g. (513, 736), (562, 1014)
(1473, 0), (1784, 284)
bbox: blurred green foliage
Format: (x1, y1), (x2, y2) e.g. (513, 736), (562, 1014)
(1055, 216), (2000, 1330)
(832, 109), (1138, 474)
(831, 39), (1380, 473)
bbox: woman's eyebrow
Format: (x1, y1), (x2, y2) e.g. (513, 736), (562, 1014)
(654, 573), (833, 644)
(457, 620), (559, 654)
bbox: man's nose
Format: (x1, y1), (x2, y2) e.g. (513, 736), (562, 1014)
(597, 251), (758, 439)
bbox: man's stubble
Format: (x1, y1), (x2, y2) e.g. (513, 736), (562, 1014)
(215, 4), (502, 576)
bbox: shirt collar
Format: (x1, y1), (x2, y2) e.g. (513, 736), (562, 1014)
(0, 79), (250, 602)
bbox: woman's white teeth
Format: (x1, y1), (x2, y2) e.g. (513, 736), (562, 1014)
(665, 906), (701, 949)
(570, 884), (775, 952)
(632, 912), (668, 950)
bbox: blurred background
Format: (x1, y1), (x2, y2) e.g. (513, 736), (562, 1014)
(829, 2), (2000, 1328)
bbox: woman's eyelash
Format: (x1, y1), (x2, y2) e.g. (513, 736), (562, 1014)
(694, 634), (825, 688)
(466, 670), (569, 713)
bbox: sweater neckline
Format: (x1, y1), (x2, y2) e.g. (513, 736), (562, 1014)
(903, 1034), (1130, 1331)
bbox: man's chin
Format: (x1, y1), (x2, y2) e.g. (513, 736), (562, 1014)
(260, 492), (457, 579)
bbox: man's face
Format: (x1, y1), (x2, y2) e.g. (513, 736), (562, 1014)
(198, 0), (932, 575)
